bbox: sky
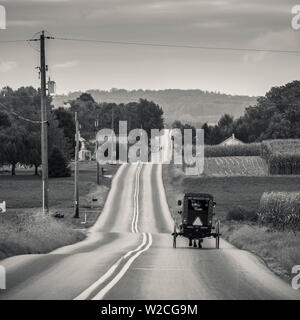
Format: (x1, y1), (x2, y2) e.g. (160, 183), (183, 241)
(0, 0), (300, 96)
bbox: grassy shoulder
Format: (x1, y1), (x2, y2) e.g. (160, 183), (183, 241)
(221, 222), (300, 281)
(0, 211), (84, 260)
(162, 164), (300, 281)
(0, 161), (119, 260)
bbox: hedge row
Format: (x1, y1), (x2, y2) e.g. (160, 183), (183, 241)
(204, 143), (261, 158)
(258, 192), (300, 231)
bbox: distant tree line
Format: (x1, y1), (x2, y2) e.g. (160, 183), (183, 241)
(175, 81), (300, 145)
(0, 89), (165, 175)
(67, 93), (164, 140)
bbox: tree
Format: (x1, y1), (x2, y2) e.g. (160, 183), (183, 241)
(53, 107), (75, 157)
(24, 132), (41, 175)
(0, 111), (10, 128)
(234, 81), (300, 142)
(70, 93), (99, 139)
(0, 86), (73, 174)
(48, 147), (71, 178)
(0, 124), (27, 175)
(218, 114), (234, 138)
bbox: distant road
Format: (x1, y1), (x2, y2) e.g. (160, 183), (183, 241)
(0, 163), (299, 300)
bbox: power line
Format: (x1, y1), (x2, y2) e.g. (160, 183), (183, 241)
(1, 35), (300, 54)
(0, 101), (46, 124)
(53, 36), (300, 54)
(0, 39), (29, 43)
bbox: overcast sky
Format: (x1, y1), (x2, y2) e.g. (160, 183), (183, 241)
(0, 0), (300, 96)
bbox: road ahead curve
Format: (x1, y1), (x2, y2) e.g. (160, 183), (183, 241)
(0, 163), (299, 300)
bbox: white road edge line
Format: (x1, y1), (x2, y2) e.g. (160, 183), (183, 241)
(74, 233), (148, 300)
(92, 233), (153, 300)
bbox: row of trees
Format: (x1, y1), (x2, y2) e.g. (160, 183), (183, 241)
(0, 89), (165, 175)
(68, 93), (164, 140)
(200, 81), (300, 145)
(0, 87), (72, 175)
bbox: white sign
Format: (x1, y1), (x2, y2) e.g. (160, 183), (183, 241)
(0, 201), (6, 213)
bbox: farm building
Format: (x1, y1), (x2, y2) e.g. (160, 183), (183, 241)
(219, 133), (244, 146)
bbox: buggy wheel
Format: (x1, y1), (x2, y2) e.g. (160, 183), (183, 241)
(173, 224), (177, 248)
(215, 220), (220, 249)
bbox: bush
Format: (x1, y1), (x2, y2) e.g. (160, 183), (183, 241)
(49, 147), (71, 178)
(258, 192), (300, 231)
(226, 206), (257, 221)
(205, 143), (261, 158)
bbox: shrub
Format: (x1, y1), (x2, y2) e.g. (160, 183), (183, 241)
(205, 143), (261, 158)
(226, 206), (257, 221)
(258, 192), (300, 231)
(49, 147), (71, 178)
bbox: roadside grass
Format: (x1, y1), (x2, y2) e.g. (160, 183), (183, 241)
(0, 211), (84, 260)
(0, 162), (118, 228)
(162, 164), (300, 281)
(221, 223), (300, 281)
(0, 161), (119, 260)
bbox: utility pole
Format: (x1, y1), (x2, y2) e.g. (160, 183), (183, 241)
(40, 31), (49, 214)
(74, 112), (80, 218)
(95, 113), (100, 185)
(111, 106), (114, 131)
(111, 106), (115, 163)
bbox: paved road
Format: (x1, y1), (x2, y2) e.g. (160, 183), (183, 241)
(0, 163), (300, 300)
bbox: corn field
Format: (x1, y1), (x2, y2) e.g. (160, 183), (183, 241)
(258, 192), (300, 231)
(204, 143), (261, 158)
(261, 140), (300, 175)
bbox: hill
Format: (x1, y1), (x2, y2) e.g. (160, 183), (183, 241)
(53, 89), (258, 126)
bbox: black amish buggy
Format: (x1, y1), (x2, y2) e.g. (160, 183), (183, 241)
(172, 193), (221, 249)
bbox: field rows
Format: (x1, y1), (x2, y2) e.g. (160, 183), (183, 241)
(203, 156), (268, 176)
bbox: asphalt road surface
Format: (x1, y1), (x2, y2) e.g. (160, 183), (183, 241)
(0, 163), (300, 300)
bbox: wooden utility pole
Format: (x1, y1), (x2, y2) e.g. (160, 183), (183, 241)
(95, 114), (100, 185)
(111, 106), (115, 163)
(40, 31), (49, 214)
(111, 106), (114, 131)
(74, 112), (80, 218)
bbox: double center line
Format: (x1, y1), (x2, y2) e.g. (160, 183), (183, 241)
(131, 163), (143, 233)
(74, 163), (153, 300)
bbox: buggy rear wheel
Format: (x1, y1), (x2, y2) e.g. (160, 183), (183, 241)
(173, 224), (177, 248)
(215, 220), (220, 249)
